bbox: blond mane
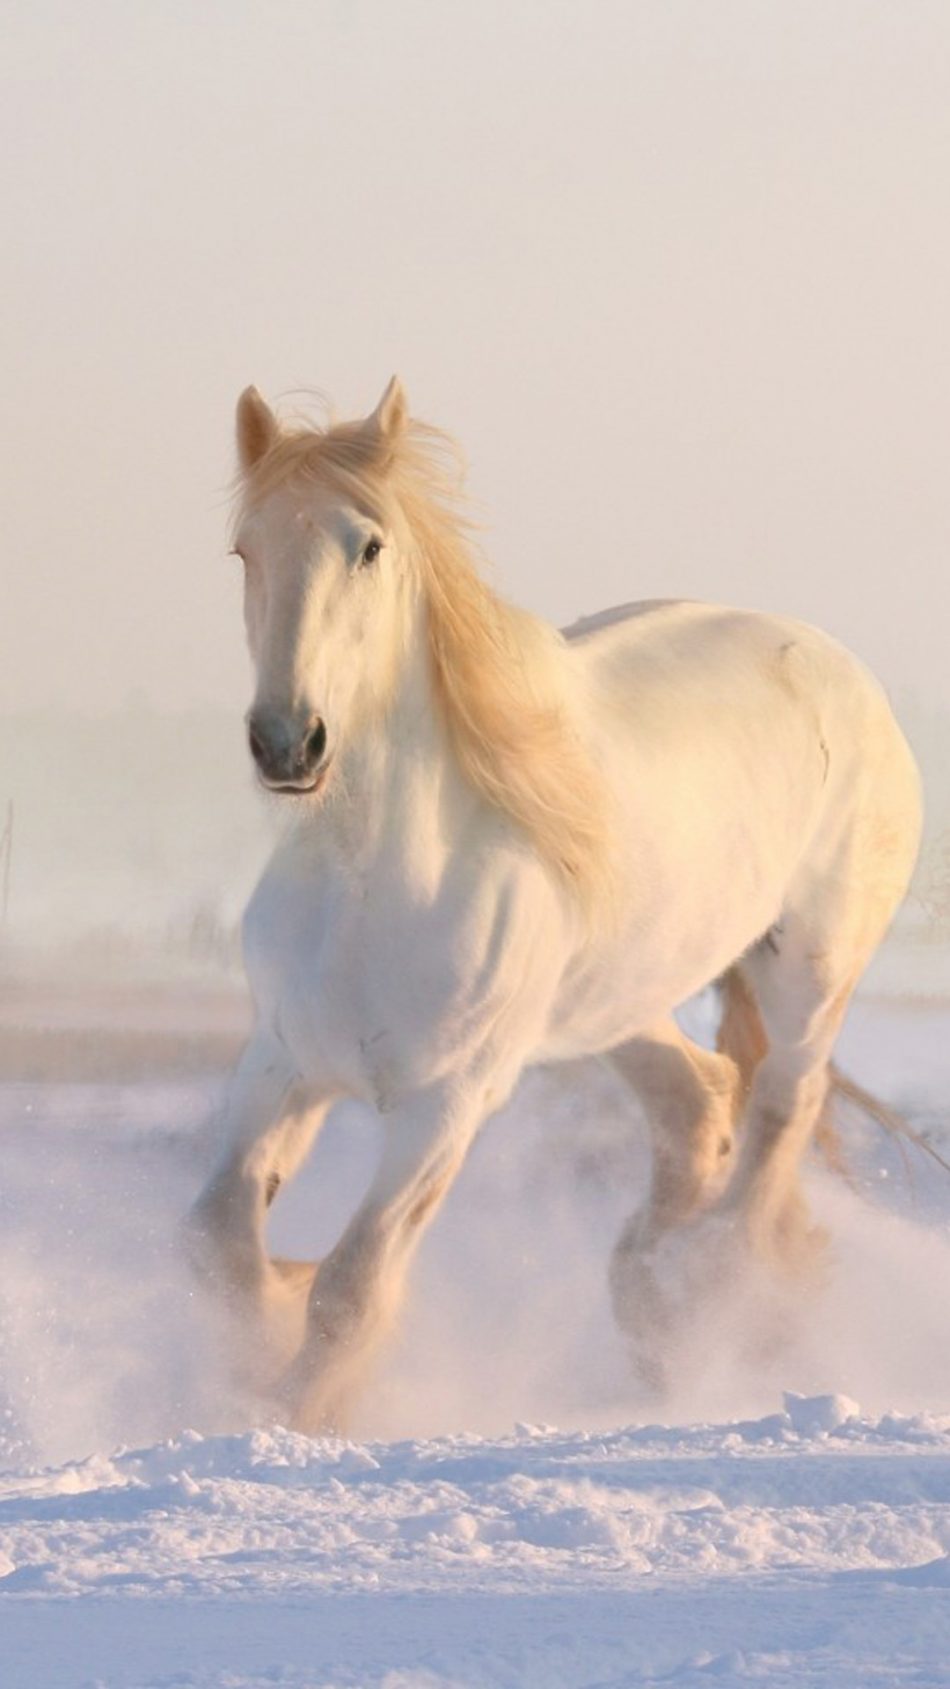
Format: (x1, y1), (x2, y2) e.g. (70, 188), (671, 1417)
(237, 410), (614, 920)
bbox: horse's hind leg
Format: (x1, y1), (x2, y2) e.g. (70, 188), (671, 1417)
(717, 923), (860, 1273)
(721, 842), (917, 1275)
(717, 966), (768, 1103)
(611, 1019), (741, 1243)
(608, 1019), (741, 1371)
(729, 713), (922, 1267)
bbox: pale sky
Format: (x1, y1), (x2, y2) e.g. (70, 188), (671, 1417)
(2, 0), (949, 715)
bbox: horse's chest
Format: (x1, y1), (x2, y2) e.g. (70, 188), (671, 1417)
(245, 864), (532, 1106)
(318, 919), (454, 1099)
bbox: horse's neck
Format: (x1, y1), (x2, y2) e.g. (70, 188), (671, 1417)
(321, 641), (478, 885)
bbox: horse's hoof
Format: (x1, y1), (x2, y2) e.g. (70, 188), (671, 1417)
(278, 1376), (351, 1439)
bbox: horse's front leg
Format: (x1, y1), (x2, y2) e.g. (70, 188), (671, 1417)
(280, 1078), (487, 1435)
(186, 1031), (336, 1345)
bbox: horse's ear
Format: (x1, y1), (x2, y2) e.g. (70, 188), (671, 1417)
(236, 386), (278, 473)
(366, 375), (409, 443)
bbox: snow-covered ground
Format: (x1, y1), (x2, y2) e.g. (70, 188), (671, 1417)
(2, 989), (950, 1686)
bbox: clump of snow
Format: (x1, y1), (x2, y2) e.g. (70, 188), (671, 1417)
(783, 1390), (861, 1436)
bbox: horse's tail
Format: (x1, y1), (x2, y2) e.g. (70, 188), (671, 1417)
(716, 965), (948, 1181)
(828, 1063), (950, 1179)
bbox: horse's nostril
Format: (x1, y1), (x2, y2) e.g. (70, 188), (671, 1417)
(306, 719), (327, 766)
(248, 714), (326, 782)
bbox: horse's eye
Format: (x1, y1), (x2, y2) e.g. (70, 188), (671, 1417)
(361, 538), (382, 566)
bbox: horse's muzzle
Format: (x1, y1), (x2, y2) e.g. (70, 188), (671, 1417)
(247, 710), (330, 794)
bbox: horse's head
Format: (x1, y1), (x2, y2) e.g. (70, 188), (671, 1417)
(231, 378), (413, 797)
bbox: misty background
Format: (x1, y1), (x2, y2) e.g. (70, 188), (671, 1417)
(2, 0), (950, 977)
(4, 1), (950, 1483)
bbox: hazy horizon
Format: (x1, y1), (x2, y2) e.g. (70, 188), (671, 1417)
(2, 0), (949, 719)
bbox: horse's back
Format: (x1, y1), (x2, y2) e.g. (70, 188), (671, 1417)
(562, 598), (685, 643)
(565, 595), (849, 674)
(563, 597), (907, 759)
(565, 595), (921, 947)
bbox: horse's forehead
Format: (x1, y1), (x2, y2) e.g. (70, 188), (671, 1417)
(240, 481), (373, 553)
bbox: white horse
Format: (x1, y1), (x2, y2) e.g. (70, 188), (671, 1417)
(189, 377), (922, 1431)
